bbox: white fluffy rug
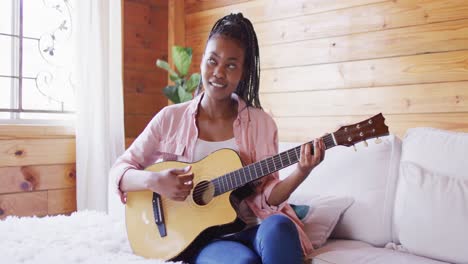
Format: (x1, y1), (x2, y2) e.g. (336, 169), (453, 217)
(1, 210), (181, 264)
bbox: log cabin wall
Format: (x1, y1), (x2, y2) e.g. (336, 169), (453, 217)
(0, 125), (76, 219)
(185, 0), (468, 142)
(124, 0), (169, 145)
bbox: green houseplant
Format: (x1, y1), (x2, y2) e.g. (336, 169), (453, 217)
(156, 46), (201, 104)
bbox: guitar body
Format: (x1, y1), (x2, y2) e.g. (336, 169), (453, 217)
(125, 149), (243, 260)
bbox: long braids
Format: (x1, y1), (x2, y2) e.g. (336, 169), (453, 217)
(197, 13), (262, 109)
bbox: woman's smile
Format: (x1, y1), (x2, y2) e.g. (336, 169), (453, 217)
(209, 80), (227, 89)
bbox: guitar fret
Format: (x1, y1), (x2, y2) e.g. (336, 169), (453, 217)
(241, 168), (247, 185)
(259, 161), (264, 176)
(217, 178), (222, 193)
(271, 157), (276, 172)
(228, 173), (233, 189)
(231, 172), (235, 188)
(223, 176), (229, 192)
(261, 160), (267, 175)
(234, 172), (238, 187)
(219, 177), (224, 193)
(217, 178), (222, 194)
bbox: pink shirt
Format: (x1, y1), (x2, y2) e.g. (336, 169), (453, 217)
(109, 93), (313, 257)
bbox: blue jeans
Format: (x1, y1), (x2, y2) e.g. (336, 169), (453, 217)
(192, 214), (303, 264)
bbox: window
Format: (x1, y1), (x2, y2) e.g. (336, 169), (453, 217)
(0, 0), (76, 123)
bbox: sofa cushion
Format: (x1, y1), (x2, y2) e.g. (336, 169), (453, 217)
(310, 239), (449, 264)
(393, 128), (468, 263)
(289, 195), (354, 249)
(399, 127), (468, 179)
(279, 135), (401, 247)
(393, 162), (468, 264)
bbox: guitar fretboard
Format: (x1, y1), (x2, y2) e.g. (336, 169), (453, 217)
(212, 133), (336, 196)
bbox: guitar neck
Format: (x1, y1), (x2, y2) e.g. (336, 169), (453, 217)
(212, 133), (337, 196)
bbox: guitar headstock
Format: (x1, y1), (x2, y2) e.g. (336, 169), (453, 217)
(333, 113), (389, 147)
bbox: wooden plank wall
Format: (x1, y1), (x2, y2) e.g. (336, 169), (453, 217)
(0, 125), (76, 219)
(124, 0), (169, 143)
(185, 0), (468, 142)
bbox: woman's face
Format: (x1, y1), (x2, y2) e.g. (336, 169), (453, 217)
(200, 35), (245, 101)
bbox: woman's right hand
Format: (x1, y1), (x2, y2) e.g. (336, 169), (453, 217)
(146, 166), (194, 201)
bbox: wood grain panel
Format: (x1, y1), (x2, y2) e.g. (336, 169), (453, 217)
(274, 113), (468, 141)
(48, 188), (76, 215)
(201, 18), (468, 70)
(169, 0), (186, 89)
(260, 19), (468, 69)
(124, 0), (168, 28)
(0, 191), (48, 219)
(124, 69), (167, 94)
(125, 24), (168, 50)
(125, 114), (154, 138)
(261, 82), (468, 117)
(124, 48), (167, 72)
(0, 138), (75, 167)
(186, 0), (468, 47)
(0, 125), (74, 139)
(0, 164), (76, 195)
(185, 0), (386, 35)
(185, 0), (251, 14)
(169, 0), (185, 47)
(261, 50), (468, 93)
(124, 92), (167, 115)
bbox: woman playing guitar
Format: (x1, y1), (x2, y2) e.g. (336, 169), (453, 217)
(110, 13), (325, 264)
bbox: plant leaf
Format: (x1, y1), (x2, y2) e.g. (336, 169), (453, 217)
(169, 74), (179, 82)
(163, 85), (180, 104)
(178, 86), (193, 102)
(186, 73), (201, 93)
(172, 46), (192, 78)
(156, 59), (179, 79)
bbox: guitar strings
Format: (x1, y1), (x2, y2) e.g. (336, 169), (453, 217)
(188, 148), (301, 198)
(189, 137), (335, 198)
(159, 134), (382, 206)
(158, 137), (337, 209)
(184, 137), (335, 199)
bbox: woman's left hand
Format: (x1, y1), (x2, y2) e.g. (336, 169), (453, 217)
(296, 137), (325, 178)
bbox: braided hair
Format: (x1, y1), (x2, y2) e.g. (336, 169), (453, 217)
(197, 13), (262, 109)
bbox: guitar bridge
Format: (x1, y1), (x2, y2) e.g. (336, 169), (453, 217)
(152, 192), (167, 237)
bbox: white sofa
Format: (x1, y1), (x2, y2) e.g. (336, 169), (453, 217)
(279, 127), (468, 264)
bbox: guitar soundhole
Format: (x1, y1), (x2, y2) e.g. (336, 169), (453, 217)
(192, 180), (215, 206)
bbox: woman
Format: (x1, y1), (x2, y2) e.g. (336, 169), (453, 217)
(110, 13), (325, 264)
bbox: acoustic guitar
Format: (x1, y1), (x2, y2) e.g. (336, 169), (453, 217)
(125, 113), (389, 261)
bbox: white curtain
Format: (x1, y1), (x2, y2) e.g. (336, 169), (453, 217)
(74, 0), (125, 214)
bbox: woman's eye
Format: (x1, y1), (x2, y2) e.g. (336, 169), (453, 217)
(228, 64), (237, 69)
(207, 58), (216, 65)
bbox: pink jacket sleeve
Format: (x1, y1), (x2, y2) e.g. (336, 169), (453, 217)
(108, 108), (166, 200)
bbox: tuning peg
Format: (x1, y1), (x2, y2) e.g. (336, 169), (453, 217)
(363, 140), (368, 147)
(353, 145), (357, 152)
(375, 137), (382, 144)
